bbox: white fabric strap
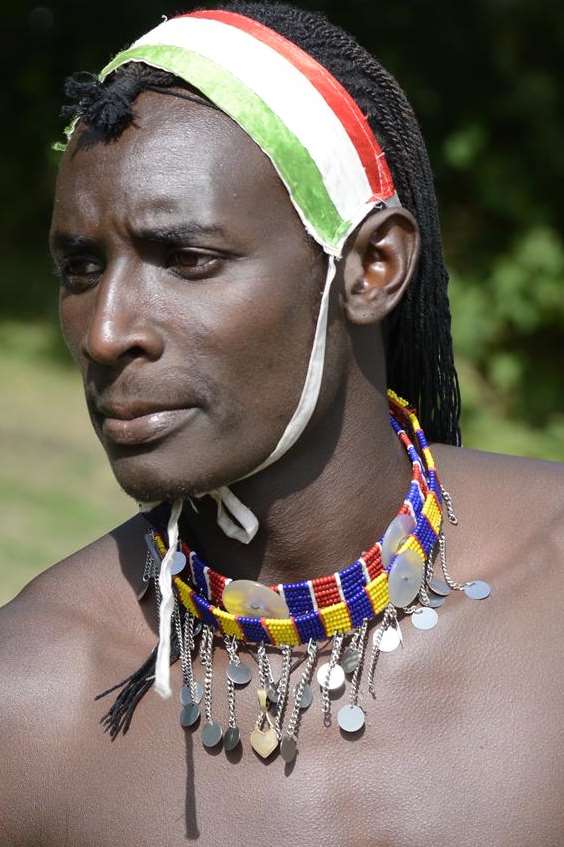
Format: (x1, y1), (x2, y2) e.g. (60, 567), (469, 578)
(203, 255), (337, 543)
(154, 498), (183, 698)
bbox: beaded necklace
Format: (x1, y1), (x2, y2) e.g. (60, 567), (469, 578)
(97, 390), (491, 761)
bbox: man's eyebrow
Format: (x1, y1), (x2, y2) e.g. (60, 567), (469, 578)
(132, 222), (228, 243)
(49, 232), (99, 254)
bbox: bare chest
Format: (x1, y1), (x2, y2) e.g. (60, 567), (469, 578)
(44, 582), (564, 847)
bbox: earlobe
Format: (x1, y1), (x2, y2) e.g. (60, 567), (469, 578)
(342, 207), (420, 326)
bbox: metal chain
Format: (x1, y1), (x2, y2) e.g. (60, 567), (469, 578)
(367, 605), (395, 696)
(273, 645), (292, 738)
(321, 633), (344, 725)
(224, 637), (239, 730)
(200, 626), (215, 725)
(284, 640), (317, 741)
(439, 531), (470, 591)
(440, 486), (459, 525)
(348, 618), (368, 707)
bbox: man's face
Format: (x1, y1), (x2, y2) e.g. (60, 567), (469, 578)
(50, 90), (328, 502)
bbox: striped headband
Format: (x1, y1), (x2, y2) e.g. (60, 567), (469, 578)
(97, 10), (402, 549)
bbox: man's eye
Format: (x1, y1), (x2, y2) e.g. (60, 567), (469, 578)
(167, 250), (220, 277)
(55, 258), (102, 291)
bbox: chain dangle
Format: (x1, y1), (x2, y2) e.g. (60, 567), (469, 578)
(321, 633), (344, 726)
(440, 486), (459, 525)
(438, 531), (470, 591)
(367, 605), (396, 696)
(348, 619), (368, 707)
(273, 645), (293, 738)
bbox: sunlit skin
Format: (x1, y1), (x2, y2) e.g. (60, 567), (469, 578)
(1, 88), (563, 847)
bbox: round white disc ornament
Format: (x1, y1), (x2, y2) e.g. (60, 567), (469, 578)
(411, 607), (438, 630)
(316, 662), (345, 691)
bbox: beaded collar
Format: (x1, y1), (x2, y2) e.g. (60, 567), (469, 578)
(150, 392), (441, 645)
(98, 390), (492, 760)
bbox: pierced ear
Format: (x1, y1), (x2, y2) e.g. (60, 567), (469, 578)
(342, 207), (420, 325)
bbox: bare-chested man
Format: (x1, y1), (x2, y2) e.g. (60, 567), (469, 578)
(2, 3), (563, 846)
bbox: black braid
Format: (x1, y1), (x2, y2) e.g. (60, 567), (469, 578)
(60, 1), (461, 445)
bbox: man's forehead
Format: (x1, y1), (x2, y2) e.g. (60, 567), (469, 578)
(53, 90), (295, 239)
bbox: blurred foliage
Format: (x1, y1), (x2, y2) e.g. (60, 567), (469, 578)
(1, 0), (563, 459)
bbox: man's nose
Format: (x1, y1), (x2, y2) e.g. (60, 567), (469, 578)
(83, 261), (164, 365)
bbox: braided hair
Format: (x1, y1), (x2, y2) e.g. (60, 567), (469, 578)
(61, 1), (461, 445)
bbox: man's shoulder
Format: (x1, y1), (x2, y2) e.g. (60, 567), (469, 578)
(433, 443), (564, 584)
(434, 442), (564, 508)
(0, 514), (151, 843)
(0, 515), (149, 729)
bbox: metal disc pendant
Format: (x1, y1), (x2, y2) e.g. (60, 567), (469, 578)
(464, 580), (491, 600)
(280, 735), (298, 763)
(376, 625), (402, 652)
(382, 513), (417, 567)
(223, 579), (290, 619)
(226, 661), (252, 686)
(429, 577), (450, 596)
(424, 593), (446, 609)
(316, 662), (345, 691)
(298, 683), (313, 710)
(388, 547), (425, 607)
(180, 681), (204, 706)
(224, 726), (241, 752)
(411, 607), (438, 630)
(337, 704), (365, 733)
(180, 702), (200, 728)
(169, 550), (187, 576)
(341, 646), (361, 674)
(202, 721), (223, 748)
(250, 726), (279, 759)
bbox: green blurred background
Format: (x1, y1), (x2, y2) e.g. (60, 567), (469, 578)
(1, 0), (563, 605)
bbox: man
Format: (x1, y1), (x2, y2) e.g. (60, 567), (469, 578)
(2, 2), (563, 845)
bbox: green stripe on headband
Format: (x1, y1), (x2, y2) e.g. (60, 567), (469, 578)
(101, 45), (350, 251)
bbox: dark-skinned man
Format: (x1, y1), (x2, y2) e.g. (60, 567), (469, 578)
(2, 3), (563, 846)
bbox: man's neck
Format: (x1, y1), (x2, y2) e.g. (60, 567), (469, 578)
(179, 369), (413, 586)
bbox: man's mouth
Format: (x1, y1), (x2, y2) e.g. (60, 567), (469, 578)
(96, 404), (199, 446)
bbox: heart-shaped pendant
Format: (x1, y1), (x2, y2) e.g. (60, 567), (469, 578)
(250, 727), (279, 759)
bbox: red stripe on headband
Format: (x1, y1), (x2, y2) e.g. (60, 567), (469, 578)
(183, 9), (396, 200)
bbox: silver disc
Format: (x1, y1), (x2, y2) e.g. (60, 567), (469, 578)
(192, 621), (203, 639)
(411, 607), (438, 630)
(429, 577), (450, 596)
(202, 721), (223, 748)
(341, 646), (361, 674)
(424, 593), (446, 609)
(316, 662), (345, 691)
(180, 685), (192, 706)
(226, 661), (252, 686)
(464, 580), (491, 600)
(298, 683), (313, 710)
(170, 550), (187, 575)
(223, 726), (241, 752)
(376, 625), (402, 652)
(337, 704), (365, 733)
(280, 735), (298, 763)
(180, 702), (200, 728)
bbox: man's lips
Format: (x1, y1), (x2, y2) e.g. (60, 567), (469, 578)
(98, 406), (198, 446)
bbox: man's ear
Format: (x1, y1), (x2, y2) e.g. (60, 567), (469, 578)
(341, 207), (420, 325)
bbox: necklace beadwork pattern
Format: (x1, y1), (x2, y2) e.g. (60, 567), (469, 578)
(123, 391), (491, 761)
